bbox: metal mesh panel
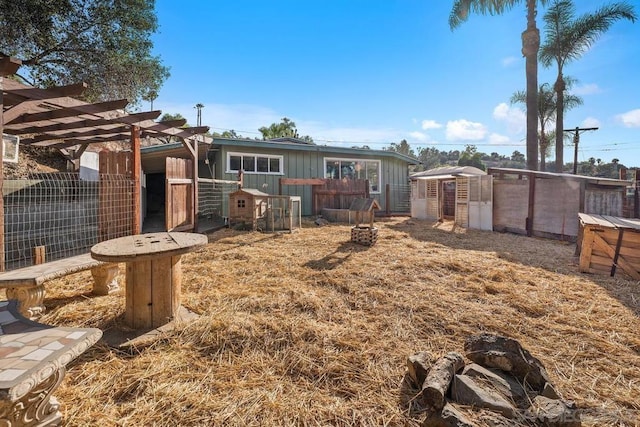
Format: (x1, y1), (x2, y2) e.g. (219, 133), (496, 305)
(3, 172), (133, 271)
(387, 183), (411, 214)
(197, 178), (240, 225)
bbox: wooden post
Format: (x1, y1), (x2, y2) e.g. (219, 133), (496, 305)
(131, 126), (141, 234)
(635, 171), (639, 218)
(0, 58), (22, 271)
(0, 76), (4, 271)
(526, 173), (535, 237)
(193, 138), (198, 231)
(385, 183), (390, 215)
(33, 246), (46, 265)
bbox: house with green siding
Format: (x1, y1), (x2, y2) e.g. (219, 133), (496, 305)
(141, 137), (418, 220)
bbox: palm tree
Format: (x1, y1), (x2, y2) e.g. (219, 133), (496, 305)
(539, 0), (636, 173)
(450, 0), (550, 172)
(511, 78), (582, 170)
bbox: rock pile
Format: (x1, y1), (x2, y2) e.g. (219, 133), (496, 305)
(402, 334), (581, 426)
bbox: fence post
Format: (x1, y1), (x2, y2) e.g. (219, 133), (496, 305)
(0, 76), (4, 271)
(385, 184), (390, 215)
(131, 126), (141, 234)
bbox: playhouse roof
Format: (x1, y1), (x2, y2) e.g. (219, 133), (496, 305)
(232, 188), (269, 197)
(410, 166), (486, 180)
(349, 198), (381, 212)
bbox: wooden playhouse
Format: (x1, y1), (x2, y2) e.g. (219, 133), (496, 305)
(229, 188), (269, 230)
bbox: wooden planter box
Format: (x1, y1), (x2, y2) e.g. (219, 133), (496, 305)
(351, 226), (378, 246)
(577, 213), (640, 280)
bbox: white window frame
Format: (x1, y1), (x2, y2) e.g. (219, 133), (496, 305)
(324, 157), (382, 194)
(226, 152), (284, 175)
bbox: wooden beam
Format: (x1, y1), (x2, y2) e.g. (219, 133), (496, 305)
(158, 119), (187, 128)
(0, 56), (21, 76)
(21, 125), (130, 144)
(7, 110), (161, 135)
(6, 99), (129, 125)
(2, 83), (89, 123)
(32, 134), (130, 148)
(280, 178), (326, 186)
(169, 126), (209, 139)
(131, 126), (141, 235)
(0, 76), (5, 271)
(179, 137), (196, 158)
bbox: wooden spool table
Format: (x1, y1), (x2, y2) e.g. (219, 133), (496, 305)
(91, 232), (207, 329)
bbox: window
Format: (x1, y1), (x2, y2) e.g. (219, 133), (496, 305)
(227, 152), (283, 175)
(324, 158), (381, 193)
(237, 199), (246, 208)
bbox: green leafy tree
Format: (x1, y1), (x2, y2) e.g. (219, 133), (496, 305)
(158, 113), (187, 144)
(450, 0), (550, 171)
(511, 79), (582, 171)
(458, 145), (486, 170)
(220, 130), (242, 139)
(0, 0), (170, 105)
(386, 139), (416, 157)
(539, 0), (636, 172)
(511, 150), (526, 163)
(258, 117), (313, 143)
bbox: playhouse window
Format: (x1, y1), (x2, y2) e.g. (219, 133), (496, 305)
(227, 152), (284, 175)
(324, 158), (381, 194)
(237, 199), (246, 208)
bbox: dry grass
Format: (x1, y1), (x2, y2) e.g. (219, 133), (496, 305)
(27, 218), (640, 426)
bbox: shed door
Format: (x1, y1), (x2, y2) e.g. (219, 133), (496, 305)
(426, 179), (439, 220)
(455, 177), (469, 228)
(166, 157), (194, 232)
(467, 175), (493, 231)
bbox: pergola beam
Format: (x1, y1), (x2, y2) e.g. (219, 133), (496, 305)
(6, 99), (129, 125)
(6, 110), (162, 135)
(32, 134), (131, 148)
(0, 57), (21, 76)
(2, 83), (89, 122)
(20, 125), (131, 144)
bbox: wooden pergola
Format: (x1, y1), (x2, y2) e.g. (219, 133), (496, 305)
(0, 56), (210, 241)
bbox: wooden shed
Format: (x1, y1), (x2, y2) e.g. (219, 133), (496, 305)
(488, 168), (630, 241)
(577, 213), (640, 280)
(410, 166), (492, 231)
(229, 188), (268, 230)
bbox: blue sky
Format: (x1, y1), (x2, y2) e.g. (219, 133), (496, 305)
(148, 0), (640, 167)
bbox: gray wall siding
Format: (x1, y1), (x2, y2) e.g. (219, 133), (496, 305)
(212, 146), (410, 216)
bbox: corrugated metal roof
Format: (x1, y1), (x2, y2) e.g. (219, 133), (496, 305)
(488, 167), (630, 187)
(410, 166), (486, 179)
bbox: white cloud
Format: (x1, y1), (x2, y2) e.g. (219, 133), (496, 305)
(492, 102), (525, 134)
(421, 119), (442, 130)
(502, 56), (519, 67)
(581, 117), (601, 128)
(446, 119), (487, 141)
(489, 133), (510, 145)
(616, 109), (640, 128)
(409, 131), (428, 141)
(572, 83), (602, 96)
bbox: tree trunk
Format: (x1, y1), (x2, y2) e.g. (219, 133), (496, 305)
(555, 72), (565, 172)
(523, 0), (539, 171)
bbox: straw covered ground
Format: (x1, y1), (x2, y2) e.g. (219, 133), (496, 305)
(21, 218), (640, 426)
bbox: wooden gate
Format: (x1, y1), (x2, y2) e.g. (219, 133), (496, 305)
(165, 157), (194, 232)
(99, 150), (134, 241)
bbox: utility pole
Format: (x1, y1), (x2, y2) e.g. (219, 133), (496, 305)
(564, 126), (598, 174)
(195, 103), (204, 127)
